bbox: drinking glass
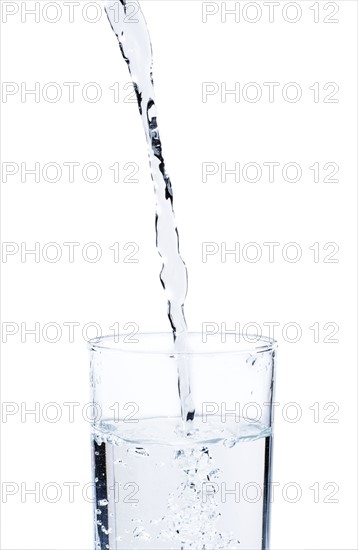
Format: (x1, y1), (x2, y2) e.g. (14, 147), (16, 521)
(88, 332), (277, 550)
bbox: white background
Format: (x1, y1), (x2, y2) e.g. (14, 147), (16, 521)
(1, 1), (357, 549)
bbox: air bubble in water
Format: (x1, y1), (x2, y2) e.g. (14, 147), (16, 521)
(224, 438), (237, 448)
(246, 355), (257, 366)
(133, 526), (150, 540)
(127, 446), (149, 457)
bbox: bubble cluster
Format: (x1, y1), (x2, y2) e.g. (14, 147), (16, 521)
(158, 447), (240, 549)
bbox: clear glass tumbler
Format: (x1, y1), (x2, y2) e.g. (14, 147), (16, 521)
(88, 332), (277, 550)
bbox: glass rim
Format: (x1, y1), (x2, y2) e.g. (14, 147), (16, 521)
(87, 332), (277, 356)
